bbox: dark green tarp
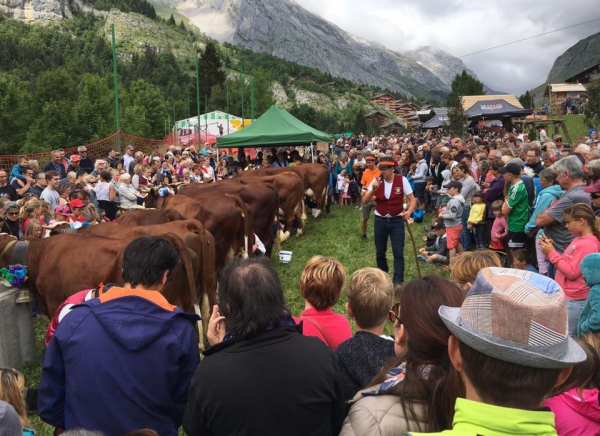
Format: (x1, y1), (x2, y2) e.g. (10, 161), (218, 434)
(216, 106), (331, 148)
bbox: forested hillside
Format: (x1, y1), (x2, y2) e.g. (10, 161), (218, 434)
(0, 0), (431, 155)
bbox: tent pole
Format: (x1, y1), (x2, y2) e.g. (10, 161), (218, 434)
(311, 143), (314, 163)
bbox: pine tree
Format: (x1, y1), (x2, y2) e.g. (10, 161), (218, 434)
(585, 81), (600, 130)
(167, 14), (176, 26)
(445, 71), (483, 138)
(197, 41), (226, 101)
(179, 20), (186, 31)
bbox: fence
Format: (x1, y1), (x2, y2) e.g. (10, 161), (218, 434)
(0, 130), (169, 172)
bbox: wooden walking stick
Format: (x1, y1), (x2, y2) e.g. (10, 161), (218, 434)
(405, 218), (422, 279)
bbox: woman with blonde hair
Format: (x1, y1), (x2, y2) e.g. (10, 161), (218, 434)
(132, 164), (144, 190)
(57, 181), (71, 206)
(295, 255), (351, 350)
(0, 367), (34, 434)
(451, 250), (502, 292)
(19, 197), (45, 233)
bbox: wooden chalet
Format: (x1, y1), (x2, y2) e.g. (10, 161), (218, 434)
(364, 110), (389, 127)
(564, 63), (600, 85)
(543, 83), (588, 115)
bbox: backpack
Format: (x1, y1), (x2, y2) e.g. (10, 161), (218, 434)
(521, 175), (536, 210)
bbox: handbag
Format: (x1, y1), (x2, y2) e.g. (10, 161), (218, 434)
(299, 315), (336, 350)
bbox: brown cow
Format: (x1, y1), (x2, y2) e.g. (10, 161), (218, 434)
(144, 191), (252, 270)
(237, 174), (304, 235)
(118, 209), (186, 226)
(0, 233), (199, 324)
(241, 163), (329, 217)
(78, 220), (216, 323)
(178, 179), (279, 253)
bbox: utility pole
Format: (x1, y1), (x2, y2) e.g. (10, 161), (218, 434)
(240, 66), (244, 129)
(195, 54), (201, 147)
(111, 24), (121, 152)
(226, 84), (230, 135)
(250, 78), (254, 124)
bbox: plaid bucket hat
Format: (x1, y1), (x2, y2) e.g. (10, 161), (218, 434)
(439, 267), (586, 369)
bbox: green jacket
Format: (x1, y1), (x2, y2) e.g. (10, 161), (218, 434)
(405, 398), (557, 436)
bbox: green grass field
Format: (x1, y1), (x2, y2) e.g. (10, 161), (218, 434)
(21, 205), (445, 434)
(545, 114), (589, 143)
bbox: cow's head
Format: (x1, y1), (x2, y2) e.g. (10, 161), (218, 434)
(0, 233), (18, 269)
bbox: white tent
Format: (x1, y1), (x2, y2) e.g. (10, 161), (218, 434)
(174, 111), (253, 138)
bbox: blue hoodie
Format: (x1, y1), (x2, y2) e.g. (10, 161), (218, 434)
(524, 184), (563, 235)
(38, 288), (200, 436)
(578, 253), (600, 336)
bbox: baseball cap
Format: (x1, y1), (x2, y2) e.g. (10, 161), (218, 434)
(126, 145), (134, 151)
(499, 163), (522, 175)
(508, 157), (524, 168)
(70, 199), (85, 209)
(433, 221), (445, 230)
(53, 204), (71, 216)
(417, 145), (424, 152)
(473, 190), (483, 197)
(70, 155), (80, 163)
(439, 267), (586, 369)
(445, 180), (463, 191)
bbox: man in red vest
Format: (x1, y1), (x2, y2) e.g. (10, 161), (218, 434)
(362, 156), (416, 285)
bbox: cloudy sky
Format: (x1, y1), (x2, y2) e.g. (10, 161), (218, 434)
(294, 0), (599, 95)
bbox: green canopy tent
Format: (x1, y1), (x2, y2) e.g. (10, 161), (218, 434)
(216, 106), (331, 161)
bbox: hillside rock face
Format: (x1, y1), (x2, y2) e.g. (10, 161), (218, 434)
(0, 0), (71, 22)
(546, 31), (600, 83)
(163, 0), (480, 98)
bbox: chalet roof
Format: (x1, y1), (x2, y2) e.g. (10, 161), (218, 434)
(370, 93), (397, 101)
(364, 110), (388, 118)
(544, 83), (587, 96)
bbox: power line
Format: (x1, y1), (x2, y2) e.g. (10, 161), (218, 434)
(459, 17), (600, 58)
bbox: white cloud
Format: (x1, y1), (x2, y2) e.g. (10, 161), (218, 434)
(294, 0), (599, 95)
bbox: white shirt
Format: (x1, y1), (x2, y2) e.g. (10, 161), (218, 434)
(123, 153), (135, 171)
(368, 176), (413, 217)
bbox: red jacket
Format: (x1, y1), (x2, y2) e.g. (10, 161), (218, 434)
(295, 307), (352, 350)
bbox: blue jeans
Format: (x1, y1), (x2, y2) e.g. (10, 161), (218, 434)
(567, 299), (586, 338)
(414, 182), (426, 205)
(474, 224), (487, 249)
(374, 215), (405, 285)
(460, 206), (473, 250)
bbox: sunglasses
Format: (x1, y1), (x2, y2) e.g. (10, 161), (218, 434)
(388, 302), (402, 324)
(592, 193), (600, 199)
(7, 212), (19, 216)
(555, 139), (563, 142)
(89, 181), (97, 185)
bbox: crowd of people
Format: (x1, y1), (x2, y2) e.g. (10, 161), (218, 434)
(1, 246), (597, 436)
(2, 127), (600, 435)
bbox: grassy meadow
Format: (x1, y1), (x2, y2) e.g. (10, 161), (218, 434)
(21, 205), (446, 434)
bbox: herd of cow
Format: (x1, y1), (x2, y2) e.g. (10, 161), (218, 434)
(0, 163), (330, 349)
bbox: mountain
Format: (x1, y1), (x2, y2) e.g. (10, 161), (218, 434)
(545, 30), (600, 83)
(151, 0), (483, 99)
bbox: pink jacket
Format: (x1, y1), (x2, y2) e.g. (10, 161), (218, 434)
(547, 235), (600, 300)
(491, 216), (508, 242)
(294, 307), (352, 350)
(546, 388), (600, 436)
